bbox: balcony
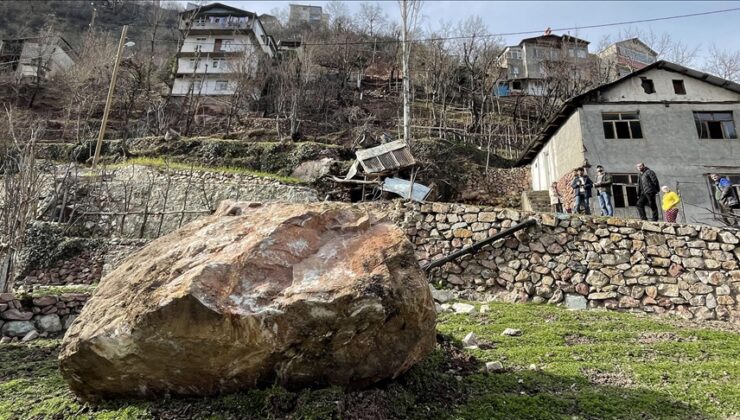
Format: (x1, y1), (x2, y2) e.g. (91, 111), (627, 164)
(179, 16), (252, 32)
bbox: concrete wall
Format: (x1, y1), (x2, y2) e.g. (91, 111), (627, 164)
(531, 109), (585, 190)
(600, 68), (740, 102)
(580, 101), (740, 225)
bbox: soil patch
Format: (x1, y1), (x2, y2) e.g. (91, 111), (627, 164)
(635, 332), (698, 344)
(564, 333), (596, 346)
(581, 368), (635, 387)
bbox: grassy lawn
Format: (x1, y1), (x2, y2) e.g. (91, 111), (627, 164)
(1, 302), (738, 419)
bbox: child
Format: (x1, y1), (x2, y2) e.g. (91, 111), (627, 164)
(549, 182), (563, 213)
(661, 186), (680, 223)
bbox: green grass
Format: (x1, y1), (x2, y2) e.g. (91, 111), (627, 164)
(107, 157), (304, 185)
(1, 303), (737, 419)
(25, 284), (97, 298)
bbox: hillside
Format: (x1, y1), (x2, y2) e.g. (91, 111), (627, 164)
(0, 1), (179, 46)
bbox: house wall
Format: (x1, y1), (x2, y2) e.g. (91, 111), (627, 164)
(16, 42), (74, 80)
(171, 76), (237, 96)
(599, 67), (739, 102)
(180, 34), (254, 54)
(531, 109), (585, 190)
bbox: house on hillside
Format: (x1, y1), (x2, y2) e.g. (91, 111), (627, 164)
(518, 60), (740, 226)
(496, 33), (594, 96)
(598, 38), (658, 82)
(288, 4), (328, 27)
(172, 2), (276, 97)
(0, 36), (75, 82)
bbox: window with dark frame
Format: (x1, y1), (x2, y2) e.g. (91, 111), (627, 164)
(640, 77), (655, 94)
(215, 80), (229, 91)
(694, 112), (737, 139)
(602, 112), (643, 139)
(610, 174), (640, 208)
(672, 79), (686, 94)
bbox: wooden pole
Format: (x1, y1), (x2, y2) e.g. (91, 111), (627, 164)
(92, 25), (128, 170)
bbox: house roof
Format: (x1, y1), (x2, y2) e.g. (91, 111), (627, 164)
(618, 38), (658, 57)
(179, 2), (256, 17)
(518, 34), (590, 47)
(516, 60), (740, 166)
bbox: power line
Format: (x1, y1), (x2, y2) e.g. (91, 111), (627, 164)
(150, 6), (740, 47)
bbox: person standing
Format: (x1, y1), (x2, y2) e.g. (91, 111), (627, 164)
(594, 165), (614, 216)
(636, 162), (660, 221)
(549, 181), (563, 213)
(661, 186), (681, 223)
(710, 173), (739, 226)
(570, 168), (593, 215)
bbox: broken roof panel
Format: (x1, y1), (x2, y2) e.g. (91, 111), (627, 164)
(382, 177), (431, 202)
(355, 140), (415, 174)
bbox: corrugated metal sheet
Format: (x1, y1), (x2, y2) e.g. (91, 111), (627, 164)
(355, 140), (415, 174)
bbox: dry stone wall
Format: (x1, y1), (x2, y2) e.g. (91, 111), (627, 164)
(0, 292), (88, 341)
(385, 201), (740, 322)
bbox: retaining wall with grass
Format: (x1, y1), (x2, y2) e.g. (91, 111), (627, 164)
(385, 201), (740, 322)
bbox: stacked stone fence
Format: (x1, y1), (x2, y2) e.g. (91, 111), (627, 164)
(383, 201), (740, 322)
(4, 200), (738, 341)
(0, 292), (89, 342)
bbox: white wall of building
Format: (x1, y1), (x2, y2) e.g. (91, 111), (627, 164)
(531, 110), (585, 190)
(172, 77), (236, 96)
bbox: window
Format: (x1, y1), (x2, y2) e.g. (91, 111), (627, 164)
(694, 112), (737, 139)
(222, 39), (234, 51)
(192, 80), (202, 91)
(640, 77), (655, 94)
(512, 80), (522, 90)
(215, 80), (229, 91)
(577, 49), (587, 58)
(511, 65), (520, 77)
(508, 49), (521, 59)
(672, 80), (686, 95)
(611, 174), (640, 208)
(195, 37), (207, 52)
(568, 48), (575, 58)
(194, 17), (206, 27)
(602, 112), (643, 139)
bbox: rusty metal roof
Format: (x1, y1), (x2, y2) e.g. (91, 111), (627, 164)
(355, 140), (415, 174)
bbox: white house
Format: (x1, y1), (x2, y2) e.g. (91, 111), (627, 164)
(0, 36), (75, 82)
(518, 60), (740, 226)
(172, 2), (276, 97)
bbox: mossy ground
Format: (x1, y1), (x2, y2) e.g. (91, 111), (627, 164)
(1, 303), (738, 419)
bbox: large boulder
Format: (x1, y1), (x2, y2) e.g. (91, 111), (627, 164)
(59, 201), (436, 400)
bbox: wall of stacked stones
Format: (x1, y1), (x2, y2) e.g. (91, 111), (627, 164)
(387, 201), (740, 322)
(54, 165), (320, 239)
(0, 292), (88, 341)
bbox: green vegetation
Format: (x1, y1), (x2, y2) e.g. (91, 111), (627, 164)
(25, 284), (97, 298)
(1, 303), (738, 419)
(109, 157), (304, 185)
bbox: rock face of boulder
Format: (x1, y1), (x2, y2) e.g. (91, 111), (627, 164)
(59, 201), (436, 400)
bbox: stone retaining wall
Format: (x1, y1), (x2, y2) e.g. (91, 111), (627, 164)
(0, 292), (89, 341)
(385, 201), (740, 322)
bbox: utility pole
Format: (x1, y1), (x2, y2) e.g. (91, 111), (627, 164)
(92, 24), (128, 170)
(400, 0), (410, 145)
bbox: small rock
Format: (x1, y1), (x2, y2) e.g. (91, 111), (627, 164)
(0, 336), (11, 344)
(21, 330), (39, 342)
(429, 285), (454, 303)
(565, 294), (588, 310)
(528, 364), (537, 370)
(485, 361), (504, 373)
(462, 332), (479, 348)
(452, 302), (476, 314)
(479, 305), (490, 314)
(501, 328), (522, 337)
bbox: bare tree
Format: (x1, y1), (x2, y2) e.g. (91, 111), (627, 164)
(358, 2), (387, 37)
(398, 0), (422, 144)
(703, 44), (740, 82)
(0, 106), (44, 292)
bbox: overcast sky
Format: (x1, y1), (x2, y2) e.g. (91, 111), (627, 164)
(203, 1), (739, 63)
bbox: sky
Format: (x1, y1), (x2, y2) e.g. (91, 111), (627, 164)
(207, 0), (740, 64)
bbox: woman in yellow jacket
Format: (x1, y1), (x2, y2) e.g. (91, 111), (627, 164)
(661, 186), (681, 223)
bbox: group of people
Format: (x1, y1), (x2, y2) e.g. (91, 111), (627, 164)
(548, 163), (740, 224)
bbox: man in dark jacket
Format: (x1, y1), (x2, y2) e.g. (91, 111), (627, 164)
(594, 165), (614, 216)
(570, 168), (593, 215)
(636, 162), (660, 221)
